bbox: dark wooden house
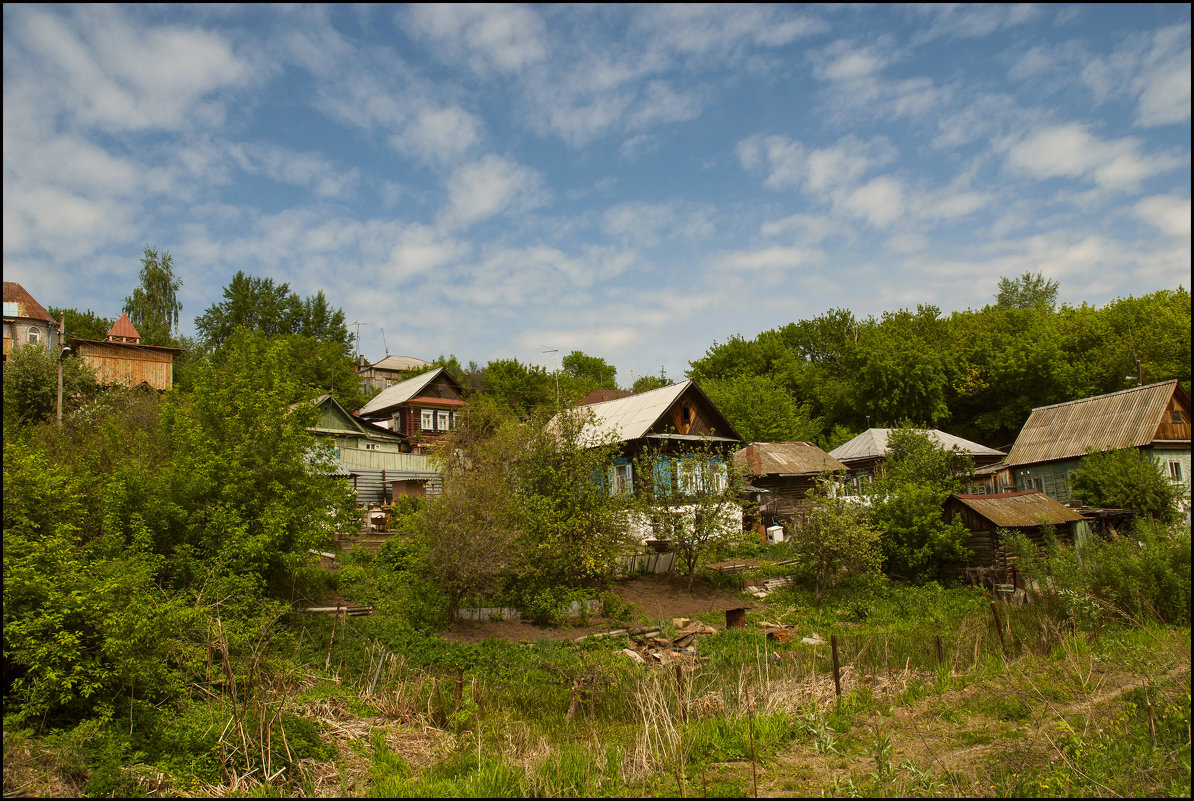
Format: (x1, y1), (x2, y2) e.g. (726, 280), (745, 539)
(941, 490), (1087, 584)
(357, 366), (466, 453)
(733, 441), (846, 530)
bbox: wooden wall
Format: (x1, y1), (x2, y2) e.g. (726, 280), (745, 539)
(78, 342), (173, 390)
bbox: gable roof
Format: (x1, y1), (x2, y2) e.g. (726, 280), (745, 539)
(3, 282), (55, 323)
(1006, 380), (1186, 467)
(555, 380), (742, 447)
(106, 312), (140, 341)
(948, 490), (1085, 528)
(358, 366), (463, 417)
(577, 388), (632, 406)
(734, 442), (846, 476)
(369, 354), (431, 372)
(310, 394), (407, 440)
(829, 428), (1004, 463)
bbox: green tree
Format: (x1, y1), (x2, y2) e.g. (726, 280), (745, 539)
(48, 307), (114, 342)
(631, 371), (672, 394)
(867, 426), (973, 582)
(419, 402), (632, 616)
(633, 443), (751, 589)
(478, 358), (555, 416)
(1070, 448), (1184, 523)
(561, 350), (618, 391)
(995, 271), (1060, 310)
(2, 343), (98, 427)
(700, 372), (822, 443)
(195, 271), (352, 351)
(122, 246), (182, 345)
(793, 477), (882, 600)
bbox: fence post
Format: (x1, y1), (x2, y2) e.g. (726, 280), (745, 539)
(830, 634), (842, 699)
(990, 602), (1007, 656)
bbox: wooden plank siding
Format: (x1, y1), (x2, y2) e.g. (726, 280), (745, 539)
(75, 342), (175, 390)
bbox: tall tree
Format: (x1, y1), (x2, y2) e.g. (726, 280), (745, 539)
(123, 246), (182, 346)
(48, 307), (113, 342)
(561, 350), (618, 391)
(995, 271), (1060, 310)
(194, 271), (303, 348)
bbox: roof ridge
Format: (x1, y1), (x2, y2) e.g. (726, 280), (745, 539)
(1028, 379), (1178, 413)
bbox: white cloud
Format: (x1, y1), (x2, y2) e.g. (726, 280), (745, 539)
(227, 143), (359, 198)
(736, 134), (896, 193)
(840, 176), (905, 229)
(602, 202), (714, 247)
(405, 3), (548, 75)
(1133, 195), (1192, 238)
(11, 5), (249, 133)
(908, 3), (1042, 43)
(810, 38), (951, 122)
(713, 245), (823, 272)
(390, 106), (484, 165)
(632, 4), (826, 57)
(1002, 123), (1184, 191)
(1082, 23), (1191, 127)
(442, 155), (547, 227)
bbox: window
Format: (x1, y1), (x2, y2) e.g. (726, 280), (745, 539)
(1173, 410), (1184, 424)
(1024, 477), (1044, 492)
(437, 411), (450, 431)
(27, 328), (40, 344)
(421, 409), (434, 431)
(1169, 461), (1184, 481)
(363, 442), (380, 451)
(608, 462), (633, 496)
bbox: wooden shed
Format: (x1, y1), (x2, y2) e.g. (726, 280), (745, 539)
(68, 314), (180, 391)
(941, 490), (1087, 584)
(733, 441), (846, 530)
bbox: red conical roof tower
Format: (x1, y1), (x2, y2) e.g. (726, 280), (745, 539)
(106, 312), (141, 344)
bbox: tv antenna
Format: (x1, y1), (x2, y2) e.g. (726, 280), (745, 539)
(349, 321), (372, 364)
(380, 328), (390, 356)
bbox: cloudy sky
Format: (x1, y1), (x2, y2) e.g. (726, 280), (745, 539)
(4, 4), (1190, 386)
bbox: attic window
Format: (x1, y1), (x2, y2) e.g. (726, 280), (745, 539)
(681, 406), (691, 425)
(1172, 410), (1183, 423)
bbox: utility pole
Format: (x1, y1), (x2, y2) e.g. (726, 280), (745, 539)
(56, 315), (71, 428)
(542, 346), (560, 409)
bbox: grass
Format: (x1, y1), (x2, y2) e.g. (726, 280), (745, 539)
(5, 572), (1189, 798)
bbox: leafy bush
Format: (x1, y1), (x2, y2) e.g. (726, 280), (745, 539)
(1071, 448), (1183, 523)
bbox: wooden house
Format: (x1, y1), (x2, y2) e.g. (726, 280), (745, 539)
(357, 366), (466, 453)
(733, 442), (846, 530)
(356, 354), (432, 394)
(3, 281), (58, 361)
(828, 428), (1005, 494)
(941, 490), (1087, 585)
(68, 313), (181, 390)
(551, 381), (744, 543)
(307, 394), (440, 506)
(1005, 380), (1191, 509)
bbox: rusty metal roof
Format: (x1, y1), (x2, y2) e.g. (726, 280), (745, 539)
(950, 490), (1085, 527)
(734, 442), (846, 476)
(1005, 380), (1182, 466)
(829, 428), (1004, 463)
(106, 312), (140, 341)
(2, 281), (54, 323)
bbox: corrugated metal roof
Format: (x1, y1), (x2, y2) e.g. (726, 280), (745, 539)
(829, 428), (1004, 463)
(1006, 380), (1181, 466)
(106, 312), (140, 341)
(553, 381), (693, 446)
(370, 354), (430, 372)
(359, 367), (446, 416)
(2, 282), (55, 323)
(734, 442), (846, 476)
(950, 490), (1084, 527)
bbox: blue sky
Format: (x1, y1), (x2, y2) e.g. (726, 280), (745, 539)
(4, 4), (1190, 386)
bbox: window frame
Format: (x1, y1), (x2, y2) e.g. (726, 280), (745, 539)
(420, 409), (434, 431)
